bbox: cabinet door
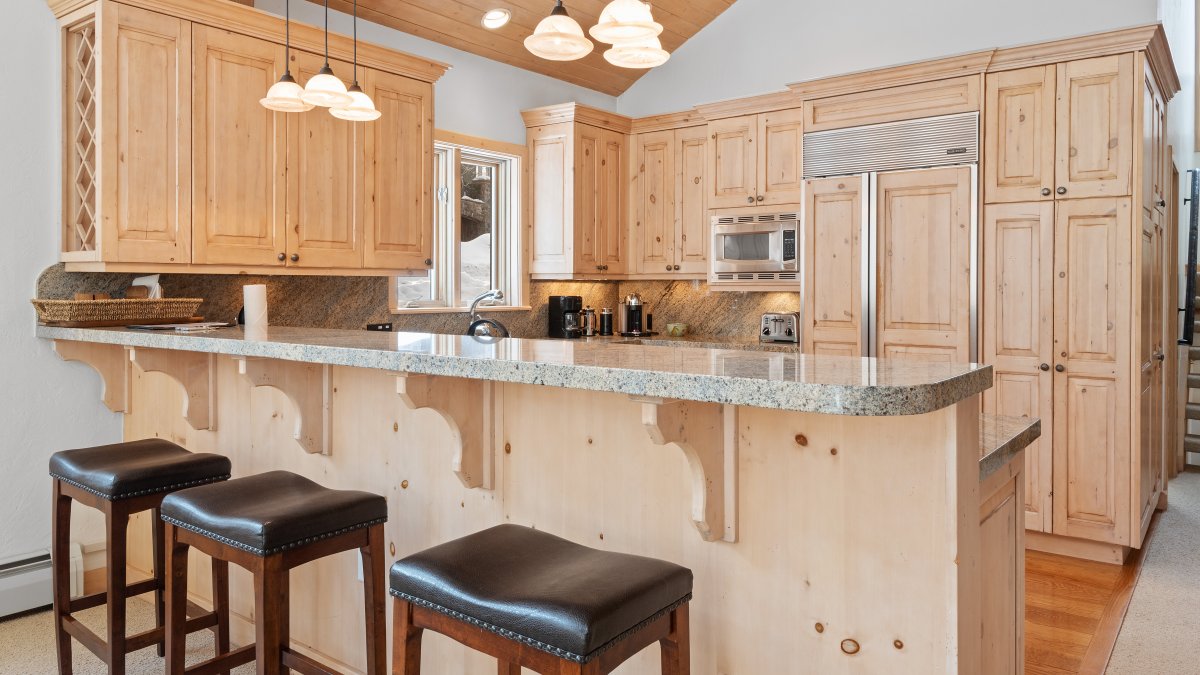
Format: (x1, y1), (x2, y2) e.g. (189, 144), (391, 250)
(875, 166), (973, 362)
(363, 68), (433, 270)
(1055, 55), (1134, 200)
(982, 202), (1055, 531)
(527, 123), (573, 275)
(1052, 197), (1132, 545)
(574, 124), (603, 272)
(675, 126), (709, 273)
(802, 175), (864, 357)
(100, 3), (191, 263)
(1141, 62), (1167, 216)
(288, 52), (362, 269)
(192, 26), (287, 266)
(635, 131), (675, 273)
(599, 129), (628, 273)
(757, 109), (804, 206)
(708, 115), (757, 208)
(984, 66), (1055, 204)
(1135, 209), (1164, 543)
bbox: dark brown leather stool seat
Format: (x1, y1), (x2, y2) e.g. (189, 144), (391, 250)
(390, 524), (693, 673)
(160, 471), (389, 675)
(50, 438), (231, 499)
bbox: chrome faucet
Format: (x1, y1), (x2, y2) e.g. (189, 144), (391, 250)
(466, 290), (509, 338)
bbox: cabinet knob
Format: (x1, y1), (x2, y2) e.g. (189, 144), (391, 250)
(746, 196), (755, 204)
(673, 264), (681, 270)
(666, 265), (673, 271)
(1039, 363), (1050, 371)
(1041, 188), (1052, 196)
(424, 258), (433, 266)
(289, 253), (299, 263)
(1056, 187), (1067, 195)
(1155, 350), (1165, 361)
(277, 252), (286, 262)
(601, 265), (609, 271)
(756, 195), (765, 202)
(1055, 364), (1065, 372)
(1158, 199), (1167, 207)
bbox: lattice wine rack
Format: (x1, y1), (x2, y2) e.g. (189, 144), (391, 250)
(65, 19), (98, 256)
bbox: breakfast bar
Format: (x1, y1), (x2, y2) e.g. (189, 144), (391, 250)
(38, 325), (1035, 674)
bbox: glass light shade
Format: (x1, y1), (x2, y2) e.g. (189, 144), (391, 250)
(301, 66), (352, 108)
(524, 11), (593, 61)
(481, 8), (512, 29)
(589, 0), (662, 44)
(260, 74), (314, 112)
(330, 85), (381, 121)
(603, 35), (670, 68)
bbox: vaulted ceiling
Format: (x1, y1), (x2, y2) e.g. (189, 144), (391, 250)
(314, 0), (737, 96)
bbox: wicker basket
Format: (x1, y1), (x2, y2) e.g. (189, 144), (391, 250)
(32, 298), (204, 326)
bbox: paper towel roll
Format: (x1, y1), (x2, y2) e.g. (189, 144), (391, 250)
(243, 285), (268, 336)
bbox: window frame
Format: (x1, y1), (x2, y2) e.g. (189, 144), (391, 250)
(390, 131), (527, 314)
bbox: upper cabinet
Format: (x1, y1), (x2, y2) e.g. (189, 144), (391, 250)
(630, 125), (709, 276)
(52, 0), (447, 274)
(707, 109), (803, 209)
(984, 55), (1134, 203)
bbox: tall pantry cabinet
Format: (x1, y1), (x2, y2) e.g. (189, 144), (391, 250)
(981, 48), (1174, 554)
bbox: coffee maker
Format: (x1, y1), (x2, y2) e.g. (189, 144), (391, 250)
(548, 295), (583, 339)
(618, 294), (655, 337)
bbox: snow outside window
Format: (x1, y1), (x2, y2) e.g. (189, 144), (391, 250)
(394, 141), (522, 311)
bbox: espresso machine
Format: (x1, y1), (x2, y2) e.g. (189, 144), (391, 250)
(548, 295), (583, 339)
(618, 294), (655, 337)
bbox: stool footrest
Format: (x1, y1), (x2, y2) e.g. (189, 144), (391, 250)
(61, 616), (106, 661)
(184, 643), (256, 675)
(281, 648), (340, 675)
(68, 577), (160, 613)
(61, 605), (221, 661)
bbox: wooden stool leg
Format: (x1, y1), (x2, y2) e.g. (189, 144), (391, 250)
(497, 661), (521, 674)
(51, 481), (73, 675)
(255, 555), (287, 675)
(105, 502), (129, 675)
(164, 524), (190, 675)
(658, 605), (690, 675)
(152, 508), (166, 657)
(211, 556), (231, 674)
(361, 525), (386, 675)
(391, 598), (423, 674)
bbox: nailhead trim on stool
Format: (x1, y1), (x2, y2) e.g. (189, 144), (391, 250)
(160, 514), (388, 557)
(50, 473), (231, 501)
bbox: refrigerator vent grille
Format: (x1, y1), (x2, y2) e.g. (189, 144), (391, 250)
(803, 112), (978, 178)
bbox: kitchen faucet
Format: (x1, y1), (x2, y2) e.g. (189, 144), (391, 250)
(466, 289), (509, 338)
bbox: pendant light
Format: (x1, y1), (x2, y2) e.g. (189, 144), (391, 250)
(302, 0), (352, 108)
(331, 0), (381, 121)
(524, 1), (593, 62)
(589, 0), (662, 44)
(260, 0), (314, 112)
(604, 34), (670, 69)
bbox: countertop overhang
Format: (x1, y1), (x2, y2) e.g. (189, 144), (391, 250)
(36, 325), (992, 416)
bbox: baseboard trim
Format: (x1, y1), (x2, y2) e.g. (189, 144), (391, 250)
(1026, 531), (1130, 565)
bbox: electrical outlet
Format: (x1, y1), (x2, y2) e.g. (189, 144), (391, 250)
(366, 323), (393, 332)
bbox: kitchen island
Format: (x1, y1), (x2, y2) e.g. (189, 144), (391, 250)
(39, 325), (1035, 674)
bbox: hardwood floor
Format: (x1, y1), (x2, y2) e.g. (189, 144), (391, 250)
(1025, 527), (1153, 674)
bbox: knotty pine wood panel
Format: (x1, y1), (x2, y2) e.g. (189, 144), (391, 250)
(316, 0), (736, 96)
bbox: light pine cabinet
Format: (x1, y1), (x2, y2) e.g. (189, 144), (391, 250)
(802, 175), (864, 357)
(1141, 62), (1167, 216)
(1136, 206), (1165, 540)
(707, 109), (803, 209)
(191, 25), (287, 266)
(631, 125), (709, 276)
(984, 55), (1134, 204)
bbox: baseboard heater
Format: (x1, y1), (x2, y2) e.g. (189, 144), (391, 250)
(0, 545), (82, 619)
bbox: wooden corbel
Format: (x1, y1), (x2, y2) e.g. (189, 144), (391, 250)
(52, 340), (130, 413)
(633, 396), (739, 543)
(237, 358), (332, 456)
(128, 348), (217, 431)
(396, 374), (493, 490)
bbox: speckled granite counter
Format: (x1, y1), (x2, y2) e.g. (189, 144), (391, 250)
(37, 325), (991, 416)
(979, 413), (1040, 480)
(584, 334), (801, 353)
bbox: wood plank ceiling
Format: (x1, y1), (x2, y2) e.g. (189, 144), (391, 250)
(314, 0), (736, 95)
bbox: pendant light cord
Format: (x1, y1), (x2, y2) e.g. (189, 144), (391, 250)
(284, 0), (291, 73)
(352, 0), (358, 84)
(323, 0), (330, 68)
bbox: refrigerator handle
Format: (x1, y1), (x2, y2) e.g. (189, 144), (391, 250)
(864, 172), (878, 358)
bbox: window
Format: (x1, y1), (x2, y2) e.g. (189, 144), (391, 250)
(393, 138), (523, 311)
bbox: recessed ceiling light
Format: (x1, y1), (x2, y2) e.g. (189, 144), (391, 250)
(481, 8), (512, 29)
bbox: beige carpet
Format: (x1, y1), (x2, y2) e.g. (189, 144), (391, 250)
(1107, 471), (1200, 674)
(0, 597), (254, 674)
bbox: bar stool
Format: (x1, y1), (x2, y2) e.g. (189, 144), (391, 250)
(160, 470), (388, 675)
(49, 438), (233, 675)
(389, 524), (693, 675)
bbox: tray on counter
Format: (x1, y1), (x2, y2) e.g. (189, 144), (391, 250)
(32, 298), (204, 327)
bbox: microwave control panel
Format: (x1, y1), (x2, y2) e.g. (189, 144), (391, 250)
(782, 229), (797, 262)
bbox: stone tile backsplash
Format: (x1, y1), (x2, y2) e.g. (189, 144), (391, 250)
(36, 265), (799, 340)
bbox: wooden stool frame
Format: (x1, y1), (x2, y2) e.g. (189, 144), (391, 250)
(391, 597), (690, 675)
(51, 479), (230, 675)
(163, 522), (387, 675)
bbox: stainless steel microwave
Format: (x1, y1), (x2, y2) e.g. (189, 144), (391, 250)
(709, 211), (799, 284)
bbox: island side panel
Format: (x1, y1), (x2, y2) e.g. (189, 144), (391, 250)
(118, 357), (997, 675)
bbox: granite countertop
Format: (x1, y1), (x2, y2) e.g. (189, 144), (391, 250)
(585, 334), (801, 353)
(36, 325), (992, 416)
(979, 413), (1041, 480)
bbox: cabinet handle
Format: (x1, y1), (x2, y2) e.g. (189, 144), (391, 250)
(673, 264), (681, 270)
(1041, 188), (1052, 196)
(277, 253), (286, 262)
(1158, 199), (1167, 207)
(289, 253), (299, 263)
(1056, 187), (1067, 195)
(1039, 363), (1050, 371)
(1055, 364), (1065, 372)
(746, 196), (755, 204)
(756, 195), (765, 202)
(1155, 350), (1165, 361)
(424, 258), (433, 266)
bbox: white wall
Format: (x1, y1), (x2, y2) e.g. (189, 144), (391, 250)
(255, 0), (617, 145)
(0, 1), (123, 561)
(617, 0), (1160, 116)
(1157, 0), (1196, 307)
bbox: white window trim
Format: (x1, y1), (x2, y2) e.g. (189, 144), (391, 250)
(390, 135), (525, 314)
